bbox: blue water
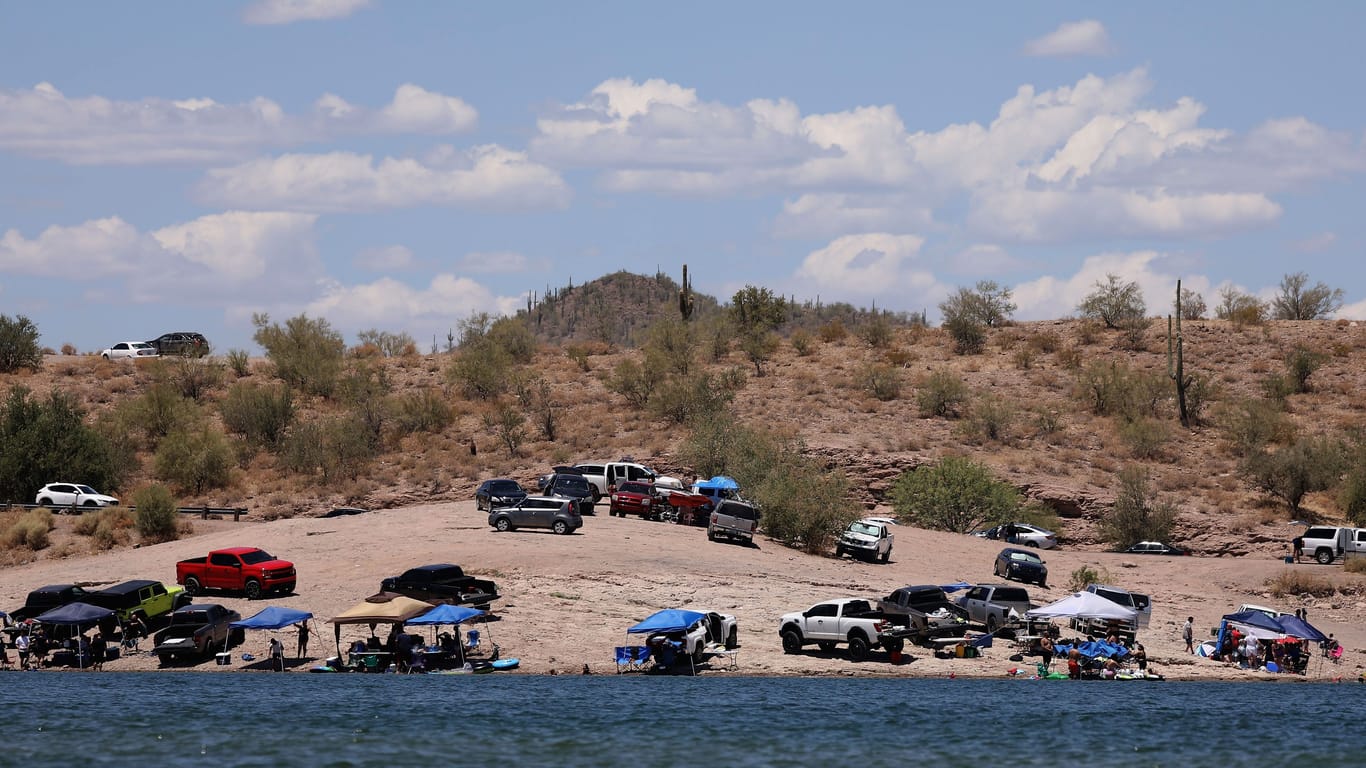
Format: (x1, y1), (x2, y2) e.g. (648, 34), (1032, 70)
(1, 673), (1359, 767)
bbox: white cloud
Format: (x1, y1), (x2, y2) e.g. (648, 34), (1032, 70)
(1023, 20), (1114, 58)
(794, 233), (936, 296)
(1290, 232), (1337, 253)
(354, 245), (415, 271)
(772, 194), (934, 239)
(1010, 251), (1215, 320)
(243, 0), (371, 25)
(950, 244), (1021, 276)
(458, 251), (531, 274)
(970, 187), (1281, 242)
(304, 274), (525, 334)
(197, 145), (570, 212)
(1337, 298), (1366, 321)
(0, 82), (475, 165)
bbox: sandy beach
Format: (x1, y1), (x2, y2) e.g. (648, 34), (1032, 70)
(3, 501), (1360, 681)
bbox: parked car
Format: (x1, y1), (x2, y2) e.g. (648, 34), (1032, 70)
(572, 461), (657, 500)
(488, 496), (582, 535)
(835, 518), (894, 563)
(176, 547), (297, 599)
(878, 585), (970, 642)
(778, 598), (909, 661)
(708, 499), (760, 545)
(540, 473), (596, 515)
(609, 481), (663, 519)
(8, 584), (92, 622)
(1124, 541), (1188, 556)
(956, 584), (1034, 634)
(87, 579), (191, 627)
(153, 604), (243, 663)
(993, 547), (1049, 586)
(474, 479), (528, 512)
(974, 522), (1057, 549)
(100, 341), (159, 360)
(1071, 584), (1152, 640)
(379, 564), (500, 607)
(1296, 526), (1366, 565)
(35, 483), (119, 509)
(146, 331), (210, 357)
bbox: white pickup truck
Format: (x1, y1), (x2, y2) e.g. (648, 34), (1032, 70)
(834, 518), (894, 563)
(778, 598), (909, 661)
(572, 461), (657, 500)
(1297, 526), (1366, 565)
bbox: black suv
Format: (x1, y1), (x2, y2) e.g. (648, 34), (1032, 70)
(539, 473), (596, 515)
(147, 331), (209, 357)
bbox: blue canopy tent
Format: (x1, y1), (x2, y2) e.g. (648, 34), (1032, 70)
(627, 609), (706, 673)
(1274, 614), (1327, 643)
(231, 606), (315, 667)
(36, 602), (115, 669)
(939, 582), (972, 594)
(408, 604), (488, 666)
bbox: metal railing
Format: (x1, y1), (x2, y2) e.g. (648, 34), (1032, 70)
(3, 502), (249, 522)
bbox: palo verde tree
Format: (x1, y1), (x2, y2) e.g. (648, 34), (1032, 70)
(730, 285), (786, 376)
(0, 386), (125, 501)
(889, 456), (1022, 533)
(252, 313), (347, 398)
(1272, 272), (1344, 320)
(1077, 273), (1146, 329)
(0, 314), (44, 373)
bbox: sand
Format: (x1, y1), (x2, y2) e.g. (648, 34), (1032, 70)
(3, 501), (1361, 681)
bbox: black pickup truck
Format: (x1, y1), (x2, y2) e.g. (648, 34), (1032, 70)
(878, 585), (971, 643)
(379, 564), (499, 607)
(9, 584), (93, 622)
(153, 604), (243, 663)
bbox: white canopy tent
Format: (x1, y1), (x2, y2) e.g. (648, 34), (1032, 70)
(1026, 591), (1138, 622)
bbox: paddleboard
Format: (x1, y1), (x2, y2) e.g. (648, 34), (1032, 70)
(491, 658), (519, 670)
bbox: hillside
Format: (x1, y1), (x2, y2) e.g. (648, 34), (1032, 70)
(2, 273), (1365, 569)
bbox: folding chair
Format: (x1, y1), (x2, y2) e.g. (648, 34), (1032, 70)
(464, 629), (481, 656)
(615, 647), (633, 673)
(1331, 645), (1344, 664)
(633, 646), (652, 669)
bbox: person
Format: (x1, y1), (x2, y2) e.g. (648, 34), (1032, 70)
(1182, 617), (1194, 654)
(125, 614), (147, 652)
(78, 634), (91, 667)
(1242, 634), (1260, 669)
(1103, 657), (1119, 679)
(91, 631), (107, 671)
(15, 630), (30, 670)
(30, 628), (48, 668)
(269, 636), (285, 671)
(1292, 536), (1304, 563)
(1066, 649), (1082, 680)
(1039, 636), (1054, 671)
(1132, 643), (1147, 672)
(295, 622), (309, 659)
(1322, 634), (1340, 658)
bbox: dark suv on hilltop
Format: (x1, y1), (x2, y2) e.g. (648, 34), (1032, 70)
(147, 331), (209, 357)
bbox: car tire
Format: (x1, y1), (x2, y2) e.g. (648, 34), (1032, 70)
(1316, 549), (1334, 565)
(781, 628), (803, 654)
(83, 499), (99, 507)
(817, 640), (837, 653)
(847, 633), (870, 662)
(494, 517), (512, 532)
(183, 576), (202, 596)
(883, 637), (905, 654)
(994, 561), (1003, 578)
(835, 546), (846, 558)
(726, 627), (738, 650)
(1026, 541), (1040, 548)
(879, 549), (890, 564)
(101, 353), (110, 360)
(693, 643), (705, 664)
(38, 496), (53, 507)
(986, 615), (999, 634)
(244, 580), (263, 600)
(1038, 580), (1048, 589)
(707, 529), (717, 542)
(553, 520), (569, 535)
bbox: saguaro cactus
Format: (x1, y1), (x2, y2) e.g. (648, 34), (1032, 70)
(1168, 279), (1193, 427)
(679, 263), (695, 321)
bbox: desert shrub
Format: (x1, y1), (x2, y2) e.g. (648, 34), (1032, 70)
(447, 339), (510, 400)
(1260, 374), (1294, 404)
(917, 369), (968, 418)
(944, 315), (986, 355)
(339, 362), (391, 449)
(1217, 398), (1295, 456)
(884, 348), (915, 367)
(1055, 345), (1083, 369)
(1265, 571), (1336, 599)
(281, 421), (326, 476)
(389, 389), (452, 436)
(1117, 316), (1151, 351)
(608, 359), (658, 409)
(1077, 274), (1146, 329)
(60, 343), (77, 356)
(252, 313), (346, 398)
(219, 382), (294, 450)
(226, 349), (251, 377)
(1344, 558), (1366, 575)
(889, 456), (1021, 533)
(1027, 331), (1062, 354)
(701, 315), (732, 361)
(857, 315), (894, 348)
(154, 426), (234, 495)
(1215, 287), (1267, 327)
(1241, 436), (1348, 516)
(483, 402), (525, 456)
(159, 356), (224, 401)
(1016, 501), (1062, 536)
(132, 484), (179, 544)
(1012, 347), (1035, 370)
(0, 314), (43, 373)
(1067, 564), (1112, 592)
(1272, 272), (1345, 320)
(3, 509), (53, 551)
(650, 372), (735, 425)
(739, 330), (780, 376)
(356, 329), (418, 358)
(1176, 287), (1207, 320)
(488, 316), (538, 362)
(1119, 418), (1170, 460)
(1074, 361), (1166, 422)
(963, 394), (1015, 443)
(941, 281), (1017, 334)
(790, 329), (813, 356)
(1284, 346), (1326, 394)
(818, 318), (848, 344)
(1183, 373), (1218, 426)
(1100, 466), (1176, 550)
(91, 507), (133, 550)
(0, 386), (125, 503)
(1033, 409), (1064, 438)
(643, 317), (697, 377)
(857, 363), (902, 401)
(565, 345), (591, 372)
(1343, 460), (1366, 526)
(123, 382), (201, 446)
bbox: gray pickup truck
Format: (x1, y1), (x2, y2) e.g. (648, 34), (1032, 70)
(878, 585), (970, 643)
(955, 584), (1033, 635)
(707, 499), (760, 545)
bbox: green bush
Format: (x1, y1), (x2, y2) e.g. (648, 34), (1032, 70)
(790, 329), (814, 356)
(132, 484), (180, 544)
(252, 313), (346, 398)
(1217, 398), (1295, 456)
(857, 315), (894, 348)
(607, 358), (658, 409)
(1074, 361), (1166, 422)
(944, 315), (986, 355)
(339, 362), (392, 449)
(1100, 466), (1176, 550)
(857, 363), (902, 401)
(650, 372), (735, 425)
(4, 509), (53, 551)
(1271, 272), (1344, 320)
(1343, 459), (1366, 526)
(157, 356), (224, 401)
(1284, 346), (1326, 394)
(1241, 436), (1348, 515)
(643, 317), (697, 377)
(889, 456), (1022, 533)
(154, 426), (234, 495)
(1215, 287), (1267, 327)
(0, 314), (44, 373)
(1076, 273), (1146, 329)
(1067, 564), (1111, 592)
(916, 369), (968, 418)
(0, 386), (125, 503)
(565, 345), (591, 372)
(818, 318), (848, 343)
(390, 389), (453, 436)
(483, 402), (526, 456)
(226, 349), (251, 377)
(219, 382), (295, 450)
(963, 394), (1015, 443)
(447, 340), (510, 400)
(356, 329), (418, 357)
(121, 382), (201, 446)
(1118, 418), (1170, 460)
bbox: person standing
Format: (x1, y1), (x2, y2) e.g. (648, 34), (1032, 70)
(1182, 616), (1195, 654)
(1039, 635), (1055, 671)
(15, 630), (30, 670)
(269, 637), (285, 671)
(296, 622), (309, 659)
(126, 614), (147, 652)
(91, 632), (107, 671)
(1292, 536), (1304, 563)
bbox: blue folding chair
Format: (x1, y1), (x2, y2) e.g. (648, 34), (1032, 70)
(632, 646), (652, 669)
(615, 646), (633, 673)
(464, 629), (481, 655)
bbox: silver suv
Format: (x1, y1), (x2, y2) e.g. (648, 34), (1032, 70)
(488, 496), (582, 535)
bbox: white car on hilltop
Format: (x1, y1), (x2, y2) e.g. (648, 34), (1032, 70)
(100, 341), (159, 360)
(35, 482), (120, 509)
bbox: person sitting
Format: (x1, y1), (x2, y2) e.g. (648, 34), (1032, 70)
(366, 635), (383, 651)
(1066, 649), (1082, 680)
(350, 639), (368, 654)
(1103, 658), (1119, 679)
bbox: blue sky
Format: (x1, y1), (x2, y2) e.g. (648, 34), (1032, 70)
(2, 1), (1364, 353)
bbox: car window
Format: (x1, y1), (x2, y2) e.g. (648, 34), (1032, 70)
(966, 587), (985, 601)
(240, 550), (273, 565)
(807, 603), (837, 618)
(1303, 527), (1335, 539)
(993, 587), (1029, 602)
(1092, 588), (1133, 607)
(209, 553), (236, 566)
(77, 485), (98, 494)
(575, 464), (604, 476)
(849, 522), (881, 536)
(558, 476), (591, 494)
(627, 466), (653, 481)
(1009, 551), (1041, 564)
(488, 480), (521, 494)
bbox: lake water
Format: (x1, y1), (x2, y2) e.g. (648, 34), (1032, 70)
(1, 673), (1359, 767)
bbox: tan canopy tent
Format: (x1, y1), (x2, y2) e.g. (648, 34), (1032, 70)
(329, 594), (434, 654)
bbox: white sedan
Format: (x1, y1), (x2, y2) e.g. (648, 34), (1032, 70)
(100, 341), (159, 360)
(35, 483), (120, 509)
(974, 522), (1058, 549)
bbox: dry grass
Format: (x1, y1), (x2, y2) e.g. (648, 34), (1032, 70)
(1265, 570), (1336, 598)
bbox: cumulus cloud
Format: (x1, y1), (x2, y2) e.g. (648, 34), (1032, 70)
(0, 82), (475, 165)
(0, 212), (322, 304)
(243, 0), (371, 25)
(793, 233), (939, 297)
(1023, 20), (1114, 58)
(304, 274), (525, 334)
(196, 145), (570, 212)
(354, 244), (415, 271)
(771, 194), (934, 239)
(950, 244), (1022, 276)
(1337, 298), (1366, 321)
(1010, 251), (1215, 321)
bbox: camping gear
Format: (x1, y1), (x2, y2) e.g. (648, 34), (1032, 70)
(1026, 592), (1138, 622)
(35, 602), (116, 669)
(627, 609), (707, 674)
(407, 604), (488, 668)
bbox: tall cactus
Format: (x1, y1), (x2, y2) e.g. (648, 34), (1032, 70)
(1168, 279), (1192, 427)
(678, 263), (695, 321)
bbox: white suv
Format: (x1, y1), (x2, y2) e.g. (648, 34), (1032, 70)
(35, 483), (120, 509)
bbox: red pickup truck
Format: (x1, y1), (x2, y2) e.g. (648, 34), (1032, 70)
(176, 547), (296, 600)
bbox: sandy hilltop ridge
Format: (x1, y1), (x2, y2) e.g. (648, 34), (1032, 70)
(2, 500), (1362, 681)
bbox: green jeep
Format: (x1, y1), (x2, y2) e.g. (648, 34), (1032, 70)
(88, 580), (190, 627)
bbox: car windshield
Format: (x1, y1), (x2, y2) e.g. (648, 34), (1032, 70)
(76, 485), (98, 494)
(488, 481), (522, 494)
(559, 477), (591, 493)
(993, 588), (1030, 602)
(1009, 551), (1041, 564)
(849, 522), (881, 536)
(240, 550), (274, 565)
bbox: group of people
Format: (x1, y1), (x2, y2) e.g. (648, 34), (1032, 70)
(1, 623), (109, 670)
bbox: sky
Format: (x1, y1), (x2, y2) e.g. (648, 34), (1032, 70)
(2, 1), (1364, 354)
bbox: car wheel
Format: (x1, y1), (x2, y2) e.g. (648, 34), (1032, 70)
(883, 637), (905, 654)
(591, 488), (602, 503)
(693, 643), (705, 664)
(184, 576), (202, 596)
(494, 517), (512, 532)
(994, 561), (1003, 577)
(781, 629), (803, 654)
(1316, 549), (1334, 565)
(1026, 541), (1040, 548)
(707, 529), (717, 542)
(101, 353), (110, 360)
(879, 549), (890, 564)
(986, 615), (999, 634)
(38, 496), (53, 507)
(553, 520), (569, 535)
(726, 627), (738, 650)
(83, 499), (99, 507)
(817, 640), (837, 653)
(835, 546), (846, 558)
(244, 579), (263, 600)
(847, 634), (870, 662)
(1038, 580), (1048, 589)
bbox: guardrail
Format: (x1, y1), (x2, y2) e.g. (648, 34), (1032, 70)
(2, 502), (249, 522)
